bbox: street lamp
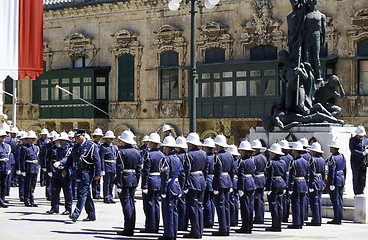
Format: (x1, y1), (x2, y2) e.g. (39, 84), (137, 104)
(168, 0), (220, 132)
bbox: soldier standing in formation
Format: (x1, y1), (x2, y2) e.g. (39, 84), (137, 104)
(159, 135), (185, 240)
(141, 132), (164, 233)
(202, 138), (215, 229)
(236, 140), (256, 234)
(91, 128), (103, 199)
(279, 139), (293, 223)
(0, 129), (11, 208)
(265, 143), (287, 232)
(183, 132), (207, 239)
(349, 125), (368, 195)
(116, 130), (142, 236)
(63, 129), (101, 222)
(227, 144), (240, 227)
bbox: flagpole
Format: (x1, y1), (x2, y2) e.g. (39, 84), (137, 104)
(12, 78), (17, 127)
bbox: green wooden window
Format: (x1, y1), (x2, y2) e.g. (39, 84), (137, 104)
(250, 45), (277, 61)
(205, 48), (225, 63)
(358, 39), (368, 94)
(160, 51), (179, 99)
(4, 76), (14, 104)
(118, 54), (134, 101)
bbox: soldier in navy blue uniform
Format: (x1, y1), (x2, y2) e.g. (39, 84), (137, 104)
(212, 134), (234, 236)
(115, 130), (142, 236)
(91, 128), (103, 199)
(62, 129), (101, 222)
(141, 132), (165, 233)
(306, 142), (325, 226)
(279, 139), (293, 223)
(300, 137), (311, 221)
(37, 128), (49, 187)
(158, 136), (185, 240)
(327, 139), (346, 225)
(3, 127), (16, 202)
(349, 126), (368, 195)
(20, 130), (40, 207)
(46, 132), (73, 215)
(43, 132), (58, 201)
(7, 127), (18, 189)
(227, 144), (240, 227)
(202, 138), (215, 229)
(265, 143), (287, 232)
(99, 130), (118, 204)
(288, 141), (309, 229)
(140, 135), (149, 158)
(183, 132), (207, 239)
(236, 141), (256, 234)
(15, 131), (27, 202)
(175, 136), (189, 231)
(251, 139), (267, 224)
(0, 129), (11, 208)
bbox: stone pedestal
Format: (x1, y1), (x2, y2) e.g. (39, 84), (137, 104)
(354, 195), (368, 223)
(249, 124), (356, 196)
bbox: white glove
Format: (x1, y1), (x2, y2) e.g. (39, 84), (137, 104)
(178, 194), (182, 198)
(309, 188), (315, 193)
(283, 189), (287, 194)
(7, 170), (11, 175)
(238, 190), (244, 197)
(142, 189), (148, 194)
(161, 194), (166, 199)
(16, 170), (21, 175)
(214, 190), (219, 195)
(117, 188), (122, 193)
(21, 172), (26, 176)
(364, 149), (368, 155)
(101, 171), (105, 176)
(265, 191), (271, 195)
(289, 191), (293, 195)
(53, 162), (60, 168)
(42, 168), (47, 172)
(183, 189), (189, 194)
(48, 172), (53, 177)
(330, 185), (336, 191)
(229, 188), (233, 193)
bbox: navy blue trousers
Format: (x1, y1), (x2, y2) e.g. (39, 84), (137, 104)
(352, 162), (366, 195)
(71, 169), (96, 220)
(142, 190), (160, 231)
(187, 189), (204, 237)
(309, 190), (322, 224)
(162, 195), (179, 238)
(24, 172), (38, 205)
(91, 178), (101, 198)
(329, 186), (344, 220)
(203, 190), (215, 226)
(239, 190), (254, 231)
(291, 192), (305, 226)
(178, 194), (188, 230)
(282, 191), (291, 222)
(18, 175), (24, 201)
(214, 188), (230, 233)
(45, 173), (52, 200)
(0, 171), (7, 204)
(230, 191), (239, 225)
(119, 187), (136, 231)
(267, 188), (284, 229)
(51, 171), (72, 212)
(254, 188), (265, 222)
(103, 172), (115, 201)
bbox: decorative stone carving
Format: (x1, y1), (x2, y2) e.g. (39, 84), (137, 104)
(347, 8), (368, 56)
(43, 41), (53, 71)
(240, 0), (285, 59)
(64, 32), (97, 60)
(109, 102), (140, 119)
(326, 17), (339, 56)
(221, 119), (232, 137)
(158, 101), (184, 118)
(197, 21), (233, 62)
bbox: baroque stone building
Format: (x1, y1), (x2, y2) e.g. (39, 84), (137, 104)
(4, 0), (368, 143)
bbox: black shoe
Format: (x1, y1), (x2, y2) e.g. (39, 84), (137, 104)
(204, 225), (213, 228)
(69, 214), (77, 223)
(235, 228), (251, 234)
(327, 220), (341, 225)
(32, 204), (38, 207)
(281, 219), (289, 223)
(93, 196), (102, 199)
(62, 210), (71, 215)
(230, 223), (238, 227)
(140, 229), (159, 233)
(287, 225), (302, 229)
(47, 198), (51, 201)
(110, 200), (116, 204)
(46, 210), (59, 214)
(306, 222), (321, 226)
(265, 227), (281, 232)
(182, 234), (202, 238)
(158, 237), (176, 240)
(25, 203), (33, 207)
(83, 217), (96, 221)
(253, 221), (264, 224)
(117, 230), (134, 236)
(211, 231), (229, 236)
(19, 197), (24, 202)
(3, 200), (9, 203)
(103, 200), (111, 204)
(0, 203), (8, 208)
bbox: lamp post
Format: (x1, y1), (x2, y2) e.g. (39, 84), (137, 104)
(168, 0), (220, 132)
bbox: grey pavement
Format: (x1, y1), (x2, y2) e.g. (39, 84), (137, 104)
(1, 185), (368, 240)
